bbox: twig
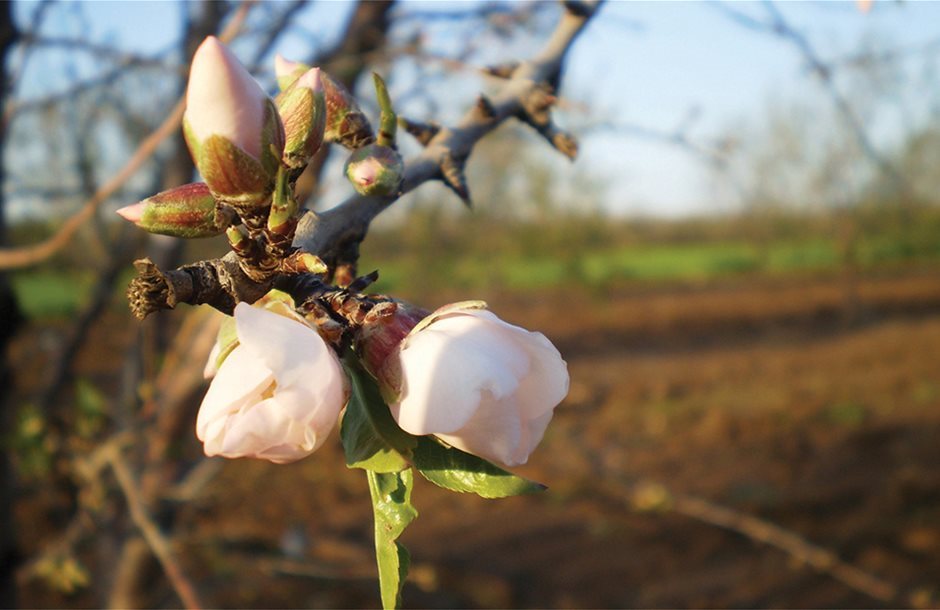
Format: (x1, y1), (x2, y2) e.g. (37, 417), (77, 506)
(294, 0), (603, 269)
(106, 445), (204, 610)
(622, 479), (936, 608)
(0, 0), (255, 271)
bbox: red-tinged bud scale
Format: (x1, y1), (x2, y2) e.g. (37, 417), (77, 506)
(355, 301), (429, 403)
(116, 182), (231, 238)
(320, 72), (374, 150)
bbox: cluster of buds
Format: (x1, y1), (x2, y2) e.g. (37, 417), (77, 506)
(118, 36), (403, 246)
(117, 36), (568, 470)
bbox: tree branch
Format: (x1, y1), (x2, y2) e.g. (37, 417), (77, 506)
(0, 0), (256, 271)
(294, 0), (602, 269)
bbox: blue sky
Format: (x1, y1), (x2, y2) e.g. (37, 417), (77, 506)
(11, 1), (940, 217)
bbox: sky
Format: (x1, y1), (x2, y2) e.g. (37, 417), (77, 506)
(9, 0), (940, 218)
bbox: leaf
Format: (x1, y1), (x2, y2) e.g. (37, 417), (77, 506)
(413, 437), (546, 498)
(341, 353), (416, 472)
(368, 469), (417, 610)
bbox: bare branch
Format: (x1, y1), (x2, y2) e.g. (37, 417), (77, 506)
(294, 1), (603, 269)
(0, 1), (256, 271)
(106, 446), (204, 610)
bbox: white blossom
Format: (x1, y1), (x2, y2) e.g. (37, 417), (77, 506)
(197, 302), (347, 464)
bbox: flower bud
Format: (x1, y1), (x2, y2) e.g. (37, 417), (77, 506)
(116, 182), (231, 238)
(183, 37), (285, 206)
(274, 54), (310, 90)
(344, 144), (404, 197)
(275, 67), (326, 169)
(357, 301), (569, 467)
(320, 72), (374, 150)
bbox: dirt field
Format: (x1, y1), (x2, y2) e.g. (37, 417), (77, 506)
(13, 269), (940, 608)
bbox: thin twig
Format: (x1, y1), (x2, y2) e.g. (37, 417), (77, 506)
(621, 479), (936, 608)
(0, 0), (255, 271)
(106, 446), (204, 610)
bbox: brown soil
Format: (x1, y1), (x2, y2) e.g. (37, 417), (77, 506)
(13, 270), (940, 608)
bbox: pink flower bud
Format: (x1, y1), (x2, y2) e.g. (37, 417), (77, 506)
(344, 144), (404, 197)
(358, 302), (569, 467)
(197, 302), (348, 464)
(116, 182), (229, 238)
(183, 37), (284, 204)
(274, 54), (310, 90)
(276, 67), (326, 168)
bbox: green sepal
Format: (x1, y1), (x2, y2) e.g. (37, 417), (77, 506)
(211, 315), (239, 372)
(267, 165), (296, 232)
(183, 103), (283, 207)
(277, 85), (326, 169)
(368, 469), (417, 610)
(341, 352), (416, 473)
(413, 436), (546, 498)
(373, 72), (397, 148)
(135, 183), (227, 238)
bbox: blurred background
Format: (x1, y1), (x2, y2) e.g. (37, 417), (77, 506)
(3, 0), (940, 607)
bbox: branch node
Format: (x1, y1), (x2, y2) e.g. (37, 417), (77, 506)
(398, 117), (441, 147)
(440, 152), (471, 207)
(475, 94), (497, 121)
(482, 61), (520, 79)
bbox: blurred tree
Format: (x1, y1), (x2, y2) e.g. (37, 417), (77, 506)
(0, 2), (22, 606)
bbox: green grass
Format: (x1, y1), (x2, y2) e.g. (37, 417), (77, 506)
(11, 271), (94, 319)
(11, 217), (940, 319)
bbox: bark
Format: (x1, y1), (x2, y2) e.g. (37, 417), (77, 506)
(0, 3), (21, 606)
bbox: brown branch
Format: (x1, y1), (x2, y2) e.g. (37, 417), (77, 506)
(622, 479), (936, 608)
(106, 446), (204, 610)
(293, 0), (602, 270)
(124, 1), (602, 315)
(0, 0), (255, 271)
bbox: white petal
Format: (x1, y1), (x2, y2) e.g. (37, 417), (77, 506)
(436, 391), (523, 467)
(196, 345), (273, 439)
(218, 397), (296, 459)
(512, 409), (554, 466)
(234, 302), (339, 391)
(394, 313), (528, 435)
(509, 329), (569, 420)
(203, 340), (222, 379)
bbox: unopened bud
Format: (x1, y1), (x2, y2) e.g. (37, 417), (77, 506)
(184, 37), (285, 206)
(116, 183), (231, 238)
(274, 54), (310, 90)
(355, 300), (429, 403)
(320, 72), (374, 150)
(276, 68), (326, 169)
(344, 144), (404, 197)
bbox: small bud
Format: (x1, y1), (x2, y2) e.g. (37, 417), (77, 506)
(183, 37), (285, 206)
(320, 72), (374, 150)
(275, 67), (326, 169)
(274, 54), (310, 90)
(116, 183), (230, 238)
(344, 144), (404, 197)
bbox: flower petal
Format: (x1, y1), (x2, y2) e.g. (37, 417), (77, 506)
(393, 313), (529, 435)
(196, 344), (273, 440)
(436, 391), (523, 467)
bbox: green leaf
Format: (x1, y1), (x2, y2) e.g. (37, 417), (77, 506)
(341, 354), (416, 472)
(413, 437), (546, 498)
(368, 469), (417, 610)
